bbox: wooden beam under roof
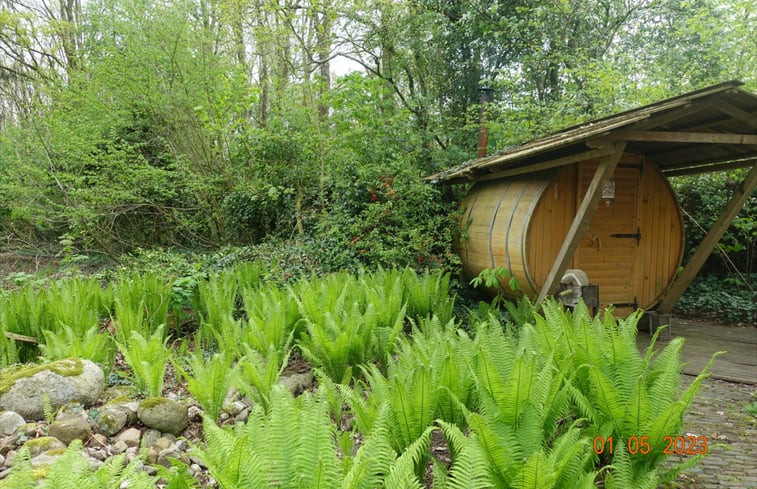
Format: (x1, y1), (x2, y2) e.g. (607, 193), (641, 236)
(603, 130), (757, 145)
(469, 146), (618, 182)
(656, 163), (757, 315)
(705, 100), (757, 130)
(627, 102), (704, 130)
(662, 157), (757, 176)
(535, 142), (627, 306)
(678, 106), (757, 133)
(648, 147), (756, 168)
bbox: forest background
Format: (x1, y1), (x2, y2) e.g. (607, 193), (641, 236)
(0, 0), (755, 322)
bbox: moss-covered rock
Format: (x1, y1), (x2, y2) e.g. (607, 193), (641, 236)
(97, 406), (128, 436)
(0, 359), (104, 421)
(137, 398), (188, 435)
(23, 437), (66, 458)
(0, 410), (25, 436)
(48, 415), (92, 445)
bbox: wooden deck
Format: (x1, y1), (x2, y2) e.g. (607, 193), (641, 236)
(637, 319), (757, 384)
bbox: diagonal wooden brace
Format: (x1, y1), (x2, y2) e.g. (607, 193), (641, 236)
(536, 142), (627, 306)
(656, 163), (757, 314)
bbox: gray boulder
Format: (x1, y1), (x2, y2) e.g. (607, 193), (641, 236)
(23, 437), (66, 458)
(115, 428), (141, 448)
(48, 415), (92, 445)
(137, 398), (188, 435)
(97, 406), (128, 436)
(0, 359), (104, 421)
(279, 371), (314, 396)
(0, 411), (25, 436)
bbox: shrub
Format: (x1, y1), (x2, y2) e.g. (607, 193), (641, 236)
(314, 160), (461, 271)
(674, 274), (756, 324)
(222, 185), (295, 244)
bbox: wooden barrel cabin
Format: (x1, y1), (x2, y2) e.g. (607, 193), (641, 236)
(428, 81), (757, 319)
(458, 153), (683, 313)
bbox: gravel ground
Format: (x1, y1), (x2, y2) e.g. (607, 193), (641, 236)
(666, 377), (757, 489)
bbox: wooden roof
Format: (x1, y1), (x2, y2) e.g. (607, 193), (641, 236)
(427, 81), (757, 184)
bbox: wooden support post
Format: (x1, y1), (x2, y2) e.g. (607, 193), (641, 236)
(657, 163), (757, 314)
(535, 142), (627, 306)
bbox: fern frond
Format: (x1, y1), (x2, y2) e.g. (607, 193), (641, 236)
(647, 338), (684, 411)
(512, 451), (557, 489)
(343, 403), (397, 489)
(383, 427), (433, 489)
(437, 421), (492, 489)
(587, 366), (624, 423)
(294, 392), (341, 489)
(621, 376), (651, 437)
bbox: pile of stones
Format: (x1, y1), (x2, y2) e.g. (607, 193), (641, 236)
(0, 357), (314, 484)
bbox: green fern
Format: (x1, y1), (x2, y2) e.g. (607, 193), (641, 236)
(235, 345), (289, 411)
(194, 386), (342, 489)
(436, 421), (492, 489)
(195, 313), (246, 360)
(174, 350), (238, 422)
(341, 326), (476, 454)
(116, 327), (169, 397)
(401, 268), (455, 325)
(110, 272), (170, 338)
(40, 326), (115, 373)
(297, 301), (377, 384)
(533, 300), (720, 483)
(0, 440), (162, 488)
(193, 270), (239, 350)
(242, 284), (301, 354)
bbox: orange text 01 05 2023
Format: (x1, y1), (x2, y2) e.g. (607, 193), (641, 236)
(592, 435), (708, 456)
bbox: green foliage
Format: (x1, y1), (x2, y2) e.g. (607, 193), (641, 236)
(297, 301), (380, 384)
(43, 278), (110, 338)
(193, 269), (240, 351)
(341, 322), (476, 453)
(671, 169), (756, 279)
(236, 345), (289, 412)
(674, 274), (756, 324)
(315, 160), (459, 271)
(242, 283), (302, 355)
(0, 268), (721, 487)
(175, 351), (238, 422)
(116, 327), (170, 397)
(293, 270), (407, 383)
(466, 319), (591, 488)
(400, 268), (456, 325)
(532, 301), (722, 483)
(0, 324), (20, 368)
(109, 273), (171, 340)
(0, 440), (168, 488)
(39, 326), (115, 373)
(193, 385), (437, 489)
(193, 386), (342, 489)
(222, 184), (295, 244)
(469, 267), (521, 309)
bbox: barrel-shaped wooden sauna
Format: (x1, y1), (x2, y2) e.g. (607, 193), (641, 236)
(458, 153), (684, 313)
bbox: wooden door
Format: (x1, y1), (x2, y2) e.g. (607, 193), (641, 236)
(574, 162), (641, 314)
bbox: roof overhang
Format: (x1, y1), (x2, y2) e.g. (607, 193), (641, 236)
(427, 81), (757, 184)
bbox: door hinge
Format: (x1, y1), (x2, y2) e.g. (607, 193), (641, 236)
(611, 296), (639, 309)
(610, 227), (641, 245)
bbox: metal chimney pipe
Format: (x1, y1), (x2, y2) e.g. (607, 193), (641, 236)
(477, 86), (494, 159)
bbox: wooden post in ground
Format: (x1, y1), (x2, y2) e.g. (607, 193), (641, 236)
(656, 163), (757, 315)
(535, 142), (627, 306)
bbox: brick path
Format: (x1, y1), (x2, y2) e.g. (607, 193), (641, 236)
(667, 377), (757, 488)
